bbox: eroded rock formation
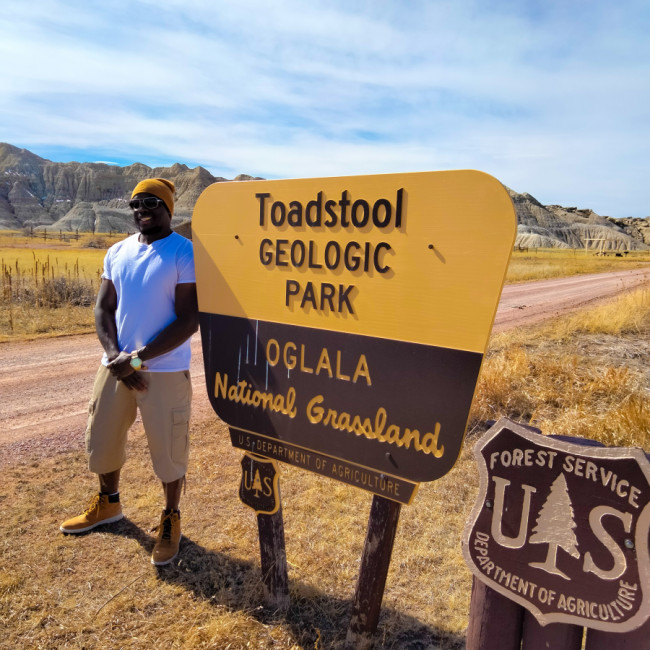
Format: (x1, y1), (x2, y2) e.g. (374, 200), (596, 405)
(1, 143), (647, 250)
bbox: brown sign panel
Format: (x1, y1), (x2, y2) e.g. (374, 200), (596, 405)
(239, 453), (281, 515)
(193, 171), (516, 499)
(201, 315), (481, 486)
(231, 427), (419, 505)
(462, 418), (650, 632)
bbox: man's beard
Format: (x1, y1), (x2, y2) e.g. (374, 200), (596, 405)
(139, 224), (163, 235)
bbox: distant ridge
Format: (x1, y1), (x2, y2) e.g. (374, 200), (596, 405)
(506, 188), (649, 251)
(0, 142), (262, 234)
(0, 143), (647, 249)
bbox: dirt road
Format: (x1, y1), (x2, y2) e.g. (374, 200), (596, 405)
(492, 267), (650, 332)
(1, 267), (649, 464)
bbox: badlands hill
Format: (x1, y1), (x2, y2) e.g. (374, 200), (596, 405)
(0, 142), (260, 233)
(508, 190), (649, 250)
(1, 143), (648, 249)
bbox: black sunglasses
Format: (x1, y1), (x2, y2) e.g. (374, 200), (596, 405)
(129, 197), (164, 211)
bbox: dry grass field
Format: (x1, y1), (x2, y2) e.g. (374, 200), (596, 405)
(1, 274), (648, 648)
(0, 232), (123, 341)
(472, 288), (649, 449)
(506, 248), (650, 283)
(1, 230), (649, 343)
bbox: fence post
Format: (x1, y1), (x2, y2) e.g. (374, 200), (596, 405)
(466, 578), (524, 650)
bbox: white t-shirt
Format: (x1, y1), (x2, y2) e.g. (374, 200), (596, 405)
(101, 232), (196, 371)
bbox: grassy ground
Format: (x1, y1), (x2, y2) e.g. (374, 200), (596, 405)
(1, 233), (649, 343)
(1, 289), (648, 649)
(0, 236), (110, 341)
(505, 248), (650, 283)
(472, 288), (649, 449)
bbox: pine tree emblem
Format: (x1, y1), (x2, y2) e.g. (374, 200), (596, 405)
(251, 469), (263, 497)
(528, 473), (580, 580)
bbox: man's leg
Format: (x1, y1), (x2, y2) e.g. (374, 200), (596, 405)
(60, 366), (134, 534)
(163, 476), (183, 510)
(152, 477), (185, 566)
(100, 469), (121, 495)
(139, 371), (192, 566)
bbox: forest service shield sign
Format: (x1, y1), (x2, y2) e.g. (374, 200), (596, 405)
(239, 454), (280, 515)
(462, 418), (650, 633)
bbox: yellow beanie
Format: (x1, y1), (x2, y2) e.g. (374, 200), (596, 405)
(131, 178), (175, 216)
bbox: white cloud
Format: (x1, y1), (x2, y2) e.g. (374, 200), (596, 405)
(0, 0), (648, 217)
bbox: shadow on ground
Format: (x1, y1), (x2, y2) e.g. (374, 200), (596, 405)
(98, 530), (466, 650)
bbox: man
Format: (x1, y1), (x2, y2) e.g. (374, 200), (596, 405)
(60, 178), (199, 566)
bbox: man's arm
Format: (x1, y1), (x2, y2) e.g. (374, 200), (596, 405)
(138, 282), (199, 363)
(106, 282), (199, 390)
(95, 278), (121, 362)
(95, 278), (148, 390)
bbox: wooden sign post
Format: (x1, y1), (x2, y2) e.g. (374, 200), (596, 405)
(238, 451), (288, 609)
(347, 495), (402, 649)
(192, 171), (516, 644)
(463, 418), (650, 649)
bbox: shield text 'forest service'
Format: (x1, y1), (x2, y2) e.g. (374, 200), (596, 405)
(462, 419), (650, 633)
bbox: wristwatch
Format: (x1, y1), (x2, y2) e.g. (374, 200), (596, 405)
(129, 350), (143, 370)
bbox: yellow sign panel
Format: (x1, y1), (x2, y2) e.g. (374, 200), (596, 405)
(193, 170), (516, 353)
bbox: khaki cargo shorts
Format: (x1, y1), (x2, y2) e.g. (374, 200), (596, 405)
(86, 365), (192, 483)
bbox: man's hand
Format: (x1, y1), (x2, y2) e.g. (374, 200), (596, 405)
(107, 351), (148, 391)
(120, 371), (148, 391)
(106, 350), (133, 378)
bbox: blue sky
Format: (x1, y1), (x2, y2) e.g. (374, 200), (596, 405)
(1, 0), (648, 218)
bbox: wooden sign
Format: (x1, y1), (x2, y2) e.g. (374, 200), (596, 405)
(462, 418), (650, 633)
(239, 453), (280, 515)
(193, 171), (516, 502)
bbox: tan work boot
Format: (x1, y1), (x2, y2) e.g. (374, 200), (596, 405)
(151, 509), (181, 566)
(60, 493), (123, 534)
